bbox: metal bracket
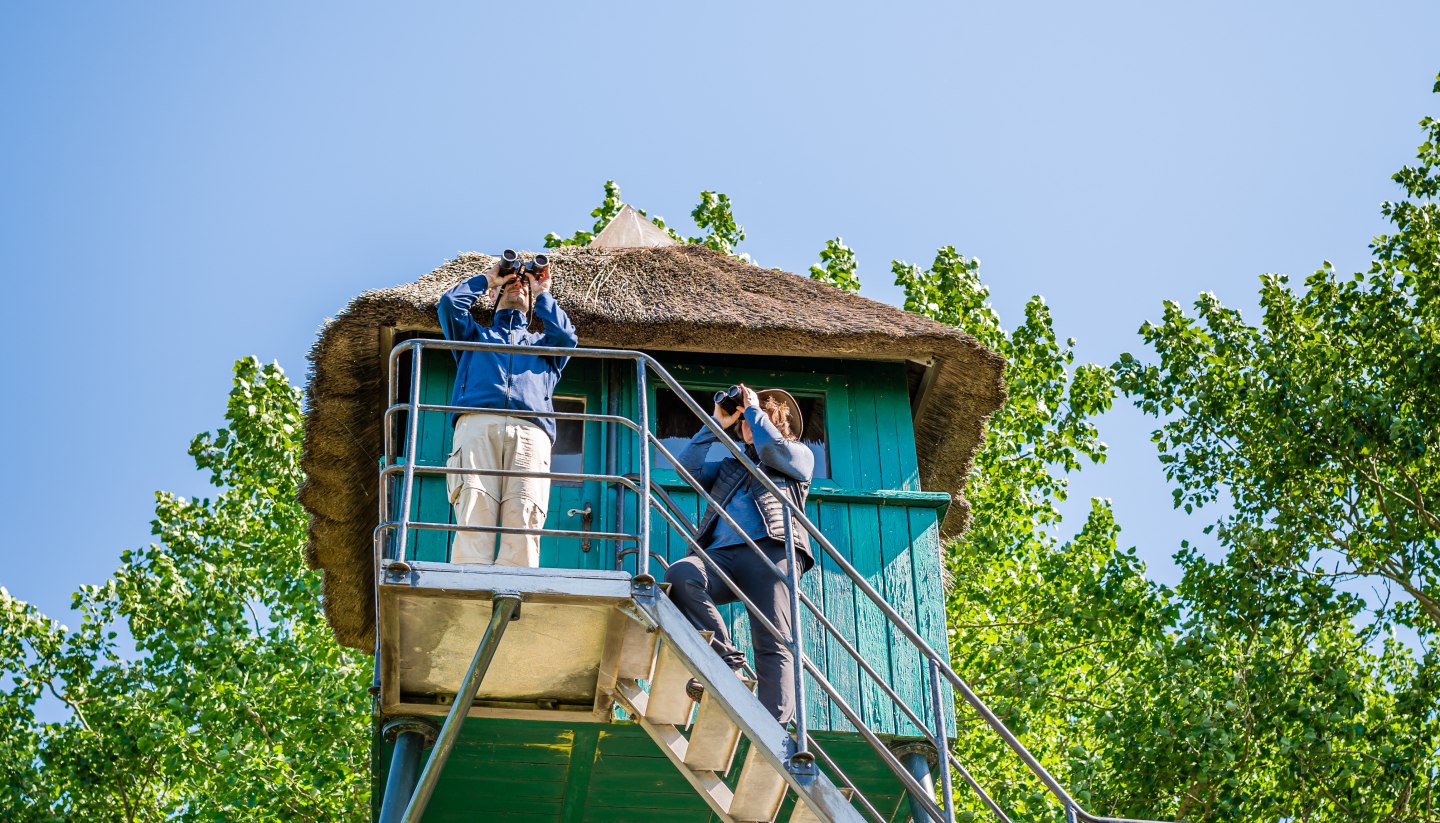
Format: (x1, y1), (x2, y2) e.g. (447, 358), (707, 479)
(382, 717), (440, 749)
(630, 575), (660, 603)
(889, 740), (940, 768)
(785, 737), (819, 785)
(495, 590), (523, 620)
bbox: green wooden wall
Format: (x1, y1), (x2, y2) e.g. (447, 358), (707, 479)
(395, 346), (954, 738)
(377, 718), (919, 822)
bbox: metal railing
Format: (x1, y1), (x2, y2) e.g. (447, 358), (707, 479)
(374, 338), (1171, 823)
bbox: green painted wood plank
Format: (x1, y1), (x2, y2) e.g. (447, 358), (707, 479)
(853, 359), (937, 736)
(441, 761), (570, 783)
(843, 364), (899, 736)
(874, 363), (922, 492)
(446, 745), (573, 769)
(559, 725), (599, 823)
(653, 478), (951, 508)
(848, 503), (895, 734)
(880, 502), (924, 736)
(809, 486), (950, 508)
(581, 805), (710, 822)
(907, 505), (955, 736)
(450, 721), (574, 746)
(870, 362), (925, 736)
(412, 348), (456, 561)
(581, 781), (706, 802)
(594, 727), (668, 757)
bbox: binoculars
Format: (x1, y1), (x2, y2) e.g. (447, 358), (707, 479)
(498, 249), (549, 281)
(714, 385), (745, 415)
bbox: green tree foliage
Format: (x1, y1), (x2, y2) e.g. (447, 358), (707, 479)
(894, 242), (1440, 819)
(544, 179), (626, 248)
(545, 179), (745, 253)
(0, 357), (370, 821)
(808, 237), (861, 293)
(1114, 80), (1440, 635)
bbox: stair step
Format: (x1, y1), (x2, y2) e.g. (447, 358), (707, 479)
(615, 609), (660, 680)
(615, 680), (738, 820)
(646, 632), (710, 725)
(683, 689), (745, 773)
(789, 787), (854, 823)
(729, 744), (789, 822)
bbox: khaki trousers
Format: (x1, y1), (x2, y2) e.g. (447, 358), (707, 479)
(446, 413), (552, 567)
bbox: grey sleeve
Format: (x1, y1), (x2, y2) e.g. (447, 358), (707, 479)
(744, 406), (814, 482)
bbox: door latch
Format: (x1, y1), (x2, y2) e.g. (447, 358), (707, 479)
(566, 502), (594, 552)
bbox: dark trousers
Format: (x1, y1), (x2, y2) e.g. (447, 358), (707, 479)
(664, 538), (798, 724)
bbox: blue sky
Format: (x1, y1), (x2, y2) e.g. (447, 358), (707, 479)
(2, 2), (1437, 629)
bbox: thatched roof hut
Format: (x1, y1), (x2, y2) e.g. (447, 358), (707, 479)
(302, 244), (1006, 650)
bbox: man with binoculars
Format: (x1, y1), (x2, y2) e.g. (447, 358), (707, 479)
(665, 383), (814, 723)
(437, 251), (577, 567)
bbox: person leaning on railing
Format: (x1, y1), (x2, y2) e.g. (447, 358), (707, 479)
(436, 257), (578, 567)
(665, 385), (814, 723)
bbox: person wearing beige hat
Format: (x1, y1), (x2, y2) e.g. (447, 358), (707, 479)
(666, 383), (813, 723)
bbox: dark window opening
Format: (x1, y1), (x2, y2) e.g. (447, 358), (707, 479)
(653, 388), (830, 479)
(552, 397), (586, 484)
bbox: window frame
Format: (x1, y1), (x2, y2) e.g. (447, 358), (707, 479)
(549, 395), (588, 487)
(644, 363), (854, 490)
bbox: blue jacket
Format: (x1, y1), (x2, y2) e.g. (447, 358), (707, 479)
(436, 272), (579, 442)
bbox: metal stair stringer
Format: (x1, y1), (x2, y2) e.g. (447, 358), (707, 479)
(622, 592), (865, 823)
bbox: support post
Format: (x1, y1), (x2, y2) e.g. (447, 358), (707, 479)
(929, 657), (955, 822)
(782, 507), (815, 779)
(377, 718), (439, 823)
(893, 742), (940, 823)
(633, 360), (653, 591)
(400, 592), (522, 823)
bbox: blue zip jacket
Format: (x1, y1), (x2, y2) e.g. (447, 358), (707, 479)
(437, 271), (579, 442)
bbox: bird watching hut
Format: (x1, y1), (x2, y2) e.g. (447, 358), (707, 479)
(301, 207), (1024, 823)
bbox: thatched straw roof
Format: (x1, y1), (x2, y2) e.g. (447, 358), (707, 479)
(302, 245), (1006, 650)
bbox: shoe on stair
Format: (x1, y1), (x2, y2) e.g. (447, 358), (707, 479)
(686, 668), (748, 702)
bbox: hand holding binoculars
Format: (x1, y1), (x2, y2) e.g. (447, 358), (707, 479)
(496, 249), (550, 287)
(714, 384), (747, 415)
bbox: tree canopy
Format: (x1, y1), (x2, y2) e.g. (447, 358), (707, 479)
(1, 358), (370, 822)
(1114, 79), (1440, 636)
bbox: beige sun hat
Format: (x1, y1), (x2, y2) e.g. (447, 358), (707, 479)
(755, 388), (804, 440)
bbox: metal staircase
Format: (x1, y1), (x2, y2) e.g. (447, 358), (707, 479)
(371, 339), (1173, 823)
(613, 594), (863, 823)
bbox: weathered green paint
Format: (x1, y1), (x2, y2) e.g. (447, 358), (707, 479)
(810, 486), (950, 508)
(400, 347), (956, 737)
(374, 718), (917, 822)
(558, 725), (599, 823)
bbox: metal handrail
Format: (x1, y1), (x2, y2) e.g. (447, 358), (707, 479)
(379, 338), (1171, 823)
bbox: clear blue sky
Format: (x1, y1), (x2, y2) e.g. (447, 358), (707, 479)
(2, 2), (1436, 628)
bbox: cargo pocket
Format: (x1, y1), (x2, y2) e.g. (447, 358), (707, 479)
(507, 426), (552, 511)
(446, 446), (492, 503)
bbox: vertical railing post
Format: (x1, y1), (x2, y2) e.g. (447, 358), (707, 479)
(783, 507), (815, 777)
(633, 359), (653, 588)
(395, 340), (424, 563)
(929, 658), (955, 822)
